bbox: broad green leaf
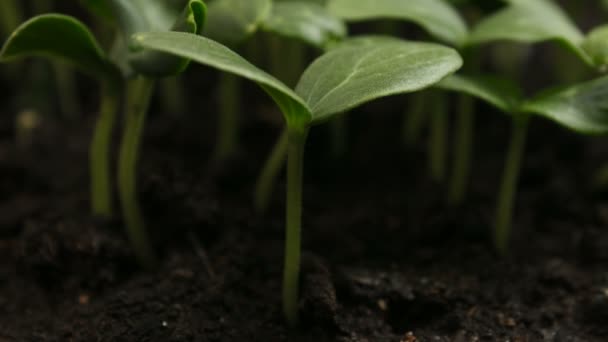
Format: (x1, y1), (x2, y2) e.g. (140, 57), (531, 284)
(327, 0), (468, 47)
(437, 74), (522, 113)
(204, 0), (271, 46)
(109, 0), (177, 35)
(133, 31), (312, 127)
(0, 14), (118, 81)
(122, 0), (207, 76)
(468, 0), (590, 64)
(522, 76), (608, 135)
(261, 1), (347, 49)
(582, 25), (608, 71)
(296, 36), (463, 123)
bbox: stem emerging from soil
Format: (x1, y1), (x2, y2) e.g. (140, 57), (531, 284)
(494, 115), (528, 255)
(118, 77), (156, 268)
(254, 128), (288, 214)
(283, 127), (308, 327)
(90, 82), (120, 218)
(448, 94), (474, 205)
(429, 91), (448, 183)
(214, 72), (241, 162)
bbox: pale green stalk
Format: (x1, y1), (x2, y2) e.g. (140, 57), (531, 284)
(90, 82), (120, 217)
(448, 94), (474, 205)
(403, 91), (429, 146)
(214, 72), (241, 161)
(118, 77), (157, 268)
(283, 127), (308, 327)
(254, 129), (288, 213)
(429, 92), (448, 182)
(494, 115), (528, 255)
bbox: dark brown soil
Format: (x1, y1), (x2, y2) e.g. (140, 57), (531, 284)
(1, 68), (608, 342)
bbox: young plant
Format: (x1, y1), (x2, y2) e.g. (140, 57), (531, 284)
(327, 0), (468, 185)
(133, 32), (462, 325)
(0, 0), (206, 268)
(437, 70), (608, 254)
(254, 0), (347, 213)
(204, 0), (346, 163)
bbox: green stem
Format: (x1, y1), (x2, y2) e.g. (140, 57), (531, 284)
(494, 116), (528, 255)
(448, 94), (474, 205)
(214, 73), (240, 162)
(159, 76), (186, 117)
(118, 77), (156, 268)
(429, 92), (447, 183)
(330, 116), (347, 158)
(90, 82), (120, 218)
(403, 91), (428, 147)
(283, 127), (308, 327)
(54, 62), (81, 119)
(254, 129), (288, 214)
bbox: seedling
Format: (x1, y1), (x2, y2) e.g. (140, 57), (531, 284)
(204, 0), (345, 163)
(328, 0), (469, 186)
(134, 32), (462, 325)
(0, 0), (206, 267)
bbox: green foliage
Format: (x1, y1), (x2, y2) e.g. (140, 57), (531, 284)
(135, 32), (462, 127)
(437, 74), (522, 113)
(204, 0), (271, 46)
(468, 0), (592, 65)
(0, 14), (119, 81)
(261, 1), (347, 49)
(523, 76), (608, 134)
(582, 25), (608, 70)
(297, 37), (463, 123)
(113, 0), (207, 76)
(327, 0), (468, 47)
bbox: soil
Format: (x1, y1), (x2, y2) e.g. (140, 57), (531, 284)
(1, 70), (608, 342)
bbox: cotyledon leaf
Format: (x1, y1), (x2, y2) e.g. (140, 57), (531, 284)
(295, 36), (463, 123)
(327, 0), (468, 47)
(133, 31), (312, 127)
(522, 76), (608, 135)
(204, 0), (271, 46)
(0, 14), (119, 81)
(437, 74), (523, 113)
(582, 25), (608, 71)
(261, 1), (347, 49)
(467, 0), (591, 64)
(123, 0), (207, 77)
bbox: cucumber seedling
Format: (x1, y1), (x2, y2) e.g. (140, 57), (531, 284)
(133, 32), (462, 325)
(204, 0), (346, 164)
(0, 0), (206, 268)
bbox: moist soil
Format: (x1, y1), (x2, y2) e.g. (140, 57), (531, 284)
(2, 68), (608, 341)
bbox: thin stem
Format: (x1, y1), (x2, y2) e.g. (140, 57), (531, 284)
(118, 77), (156, 268)
(283, 127), (308, 327)
(429, 92), (448, 183)
(403, 91), (428, 147)
(330, 116), (347, 158)
(494, 116), (528, 255)
(54, 62), (81, 119)
(213, 72), (240, 162)
(448, 94), (474, 205)
(159, 76), (186, 117)
(90, 82), (120, 218)
(254, 128), (288, 214)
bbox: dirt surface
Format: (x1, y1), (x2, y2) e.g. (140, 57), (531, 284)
(1, 70), (608, 342)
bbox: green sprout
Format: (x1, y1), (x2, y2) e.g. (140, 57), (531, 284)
(0, 0), (206, 268)
(133, 32), (462, 325)
(203, 0), (345, 163)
